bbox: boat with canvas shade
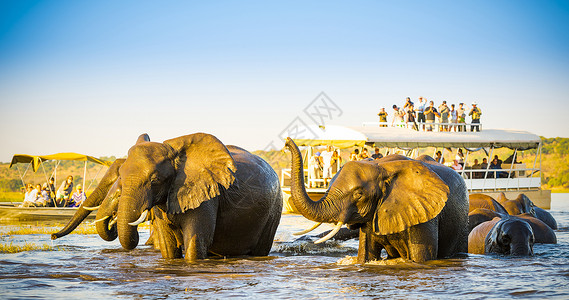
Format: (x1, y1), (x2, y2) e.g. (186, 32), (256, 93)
(281, 125), (549, 213)
(0, 153), (113, 221)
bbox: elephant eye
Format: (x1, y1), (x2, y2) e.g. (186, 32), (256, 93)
(353, 190), (363, 200)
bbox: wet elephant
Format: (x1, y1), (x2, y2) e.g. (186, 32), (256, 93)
(284, 138), (468, 263)
(468, 194), (508, 214)
(468, 217), (534, 256)
(498, 193), (557, 229)
(468, 209), (556, 244)
(114, 133), (282, 261)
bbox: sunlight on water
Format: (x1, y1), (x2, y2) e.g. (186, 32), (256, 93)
(0, 194), (568, 299)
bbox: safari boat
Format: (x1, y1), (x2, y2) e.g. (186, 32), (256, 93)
(281, 125), (550, 213)
(1, 153), (113, 222)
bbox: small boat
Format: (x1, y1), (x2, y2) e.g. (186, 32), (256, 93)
(0, 202), (96, 222)
(281, 125), (550, 213)
(1, 152), (112, 222)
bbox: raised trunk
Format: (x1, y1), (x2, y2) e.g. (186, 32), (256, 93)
(117, 195), (141, 250)
(51, 159), (124, 240)
(284, 138), (340, 223)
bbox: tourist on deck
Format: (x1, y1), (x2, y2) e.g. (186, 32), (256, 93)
(469, 102), (482, 132)
(451, 159), (463, 171)
(359, 148), (370, 160)
(350, 149), (359, 161)
(377, 108), (388, 127)
(36, 184), (51, 207)
(457, 102), (467, 132)
(56, 175), (74, 207)
(391, 105), (405, 127)
(403, 97), (414, 110)
(330, 151), (342, 176)
(471, 158), (482, 179)
(308, 151), (322, 188)
(320, 146), (335, 186)
(69, 184), (87, 207)
(47, 177), (56, 200)
(21, 184), (38, 207)
(406, 104), (418, 131)
(450, 104), (458, 132)
(480, 157), (488, 170)
(490, 157), (507, 178)
(439, 101), (450, 131)
(424, 101), (440, 131)
(493, 155), (503, 166)
(435, 151), (445, 164)
(416, 97), (427, 130)
(456, 148), (465, 167)
(372, 147), (383, 159)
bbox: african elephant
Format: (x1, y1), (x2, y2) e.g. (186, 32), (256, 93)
(468, 194), (508, 215)
(468, 217), (534, 256)
(498, 193), (557, 230)
(284, 138), (469, 263)
(114, 133), (282, 261)
(468, 208), (506, 232)
(468, 209), (556, 244)
(497, 193), (536, 217)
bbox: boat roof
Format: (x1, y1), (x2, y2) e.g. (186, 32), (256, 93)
(292, 125), (542, 150)
(9, 153), (113, 172)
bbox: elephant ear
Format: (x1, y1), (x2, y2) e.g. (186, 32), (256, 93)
(373, 160), (449, 235)
(163, 133), (236, 214)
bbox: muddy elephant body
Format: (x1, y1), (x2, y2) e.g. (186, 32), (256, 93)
(285, 139), (468, 263)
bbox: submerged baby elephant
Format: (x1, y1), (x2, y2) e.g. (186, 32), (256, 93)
(285, 138), (469, 263)
(468, 217), (534, 256)
(53, 133), (283, 261)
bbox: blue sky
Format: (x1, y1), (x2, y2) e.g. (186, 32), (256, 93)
(1, 1), (568, 162)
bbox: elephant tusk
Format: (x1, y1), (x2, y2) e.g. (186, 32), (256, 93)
(94, 215), (110, 223)
(293, 222), (323, 236)
(108, 217), (117, 231)
(128, 209), (149, 226)
(82, 205), (100, 211)
(314, 222), (344, 244)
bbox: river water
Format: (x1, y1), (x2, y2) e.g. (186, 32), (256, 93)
(1, 194), (568, 299)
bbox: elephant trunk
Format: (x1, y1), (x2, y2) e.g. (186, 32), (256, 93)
(117, 195), (142, 250)
(51, 159), (124, 240)
(94, 180), (121, 241)
(284, 138), (340, 223)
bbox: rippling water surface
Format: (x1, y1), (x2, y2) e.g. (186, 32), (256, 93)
(1, 194), (569, 299)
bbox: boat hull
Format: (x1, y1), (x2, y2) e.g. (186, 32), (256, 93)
(0, 203), (96, 222)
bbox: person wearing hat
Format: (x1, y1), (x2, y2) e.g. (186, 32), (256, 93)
(69, 184), (87, 207)
(469, 102), (482, 132)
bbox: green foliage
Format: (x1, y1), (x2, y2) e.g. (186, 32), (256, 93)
(0, 179), (23, 192)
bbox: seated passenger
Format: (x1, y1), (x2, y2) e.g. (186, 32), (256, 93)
(434, 151), (445, 164)
(21, 184), (38, 207)
(38, 183), (52, 207)
(69, 184), (87, 207)
(489, 157), (507, 178)
(451, 159), (463, 171)
(471, 158), (482, 178)
(56, 175), (74, 207)
(371, 147), (383, 160)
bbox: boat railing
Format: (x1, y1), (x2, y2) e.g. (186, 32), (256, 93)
(362, 121), (483, 132)
(281, 165), (540, 192)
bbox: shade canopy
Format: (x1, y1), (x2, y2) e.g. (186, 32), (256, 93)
(9, 153), (113, 172)
(293, 125), (541, 150)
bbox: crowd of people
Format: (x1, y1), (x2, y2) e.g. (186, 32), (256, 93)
(378, 97), (482, 132)
(20, 175), (87, 207)
(308, 146), (385, 188)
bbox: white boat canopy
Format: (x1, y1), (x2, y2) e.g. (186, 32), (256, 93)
(293, 125), (541, 150)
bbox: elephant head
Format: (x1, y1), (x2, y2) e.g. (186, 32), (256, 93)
(284, 138), (449, 242)
(485, 218), (534, 256)
(116, 133), (236, 250)
(498, 193), (536, 217)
